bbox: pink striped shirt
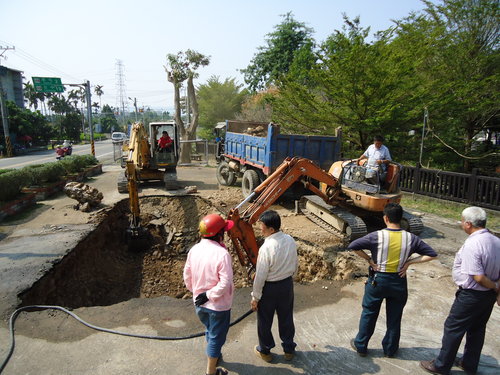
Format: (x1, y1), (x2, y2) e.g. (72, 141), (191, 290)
(183, 238), (234, 311)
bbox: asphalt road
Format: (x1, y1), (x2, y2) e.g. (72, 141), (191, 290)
(0, 140), (117, 170)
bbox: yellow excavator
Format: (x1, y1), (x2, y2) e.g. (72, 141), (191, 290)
(119, 121), (180, 249)
(227, 157), (423, 276)
(117, 121), (180, 193)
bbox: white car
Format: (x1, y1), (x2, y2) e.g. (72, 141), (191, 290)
(111, 132), (127, 143)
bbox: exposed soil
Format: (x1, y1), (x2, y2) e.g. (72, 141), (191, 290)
(20, 190), (362, 309)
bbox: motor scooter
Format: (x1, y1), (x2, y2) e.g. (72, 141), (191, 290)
(55, 141), (73, 160)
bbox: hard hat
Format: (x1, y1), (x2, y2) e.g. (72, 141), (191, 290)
(199, 214), (234, 237)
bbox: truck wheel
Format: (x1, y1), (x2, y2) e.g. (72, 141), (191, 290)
(242, 169), (260, 198)
(216, 161), (236, 186)
(117, 171), (128, 193)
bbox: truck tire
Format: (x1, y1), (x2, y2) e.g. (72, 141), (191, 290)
(242, 169), (260, 198)
(216, 161), (236, 186)
(117, 171), (128, 193)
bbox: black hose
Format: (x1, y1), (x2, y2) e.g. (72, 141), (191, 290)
(0, 305), (254, 373)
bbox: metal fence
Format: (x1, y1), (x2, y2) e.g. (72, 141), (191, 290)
(400, 166), (500, 211)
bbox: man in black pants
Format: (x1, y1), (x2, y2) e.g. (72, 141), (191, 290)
(420, 206), (500, 375)
(250, 210), (298, 362)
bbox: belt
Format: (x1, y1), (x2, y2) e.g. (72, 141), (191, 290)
(265, 276), (292, 284)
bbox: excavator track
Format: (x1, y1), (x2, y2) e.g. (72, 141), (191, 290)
(402, 211), (424, 235)
(299, 195), (367, 241)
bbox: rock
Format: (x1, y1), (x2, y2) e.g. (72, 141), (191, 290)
(64, 182), (103, 211)
(184, 186), (197, 194)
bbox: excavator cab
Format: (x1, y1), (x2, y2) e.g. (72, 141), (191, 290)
(150, 122), (179, 167)
(341, 160), (402, 194)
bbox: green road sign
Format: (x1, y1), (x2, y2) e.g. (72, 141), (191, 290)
(32, 77), (64, 93)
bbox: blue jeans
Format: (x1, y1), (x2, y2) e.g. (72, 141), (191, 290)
(196, 306), (230, 358)
(354, 272), (407, 356)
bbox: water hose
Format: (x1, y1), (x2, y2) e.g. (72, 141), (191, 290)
(0, 305), (254, 373)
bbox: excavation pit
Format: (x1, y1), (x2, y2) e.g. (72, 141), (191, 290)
(19, 195), (357, 310)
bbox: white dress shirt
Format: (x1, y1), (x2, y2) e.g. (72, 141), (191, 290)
(251, 231), (298, 301)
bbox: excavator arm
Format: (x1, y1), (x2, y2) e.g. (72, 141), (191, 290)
(227, 157), (343, 275)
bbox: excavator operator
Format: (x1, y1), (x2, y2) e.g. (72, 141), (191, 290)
(358, 135), (392, 183)
(157, 131), (173, 152)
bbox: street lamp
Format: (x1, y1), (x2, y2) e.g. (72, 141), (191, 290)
(66, 81), (94, 156)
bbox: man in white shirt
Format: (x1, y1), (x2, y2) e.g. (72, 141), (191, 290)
(358, 135), (392, 183)
(251, 210), (298, 363)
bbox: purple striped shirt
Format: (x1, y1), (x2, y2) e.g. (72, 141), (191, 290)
(452, 229), (500, 291)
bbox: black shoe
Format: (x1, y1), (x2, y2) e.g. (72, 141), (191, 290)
(350, 338), (367, 357)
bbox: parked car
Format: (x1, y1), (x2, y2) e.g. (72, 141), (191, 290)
(111, 132), (127, 143)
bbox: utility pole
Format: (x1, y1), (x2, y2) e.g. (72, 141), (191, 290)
(0, 80), (13, 157)
(129, 97), (138, 121)
(0, 45), (15, 63)
(85, 81), (94, 156)
(0, 45), (14, 157)
(66, 81), (94, 156)
(419, 107), (428, 167)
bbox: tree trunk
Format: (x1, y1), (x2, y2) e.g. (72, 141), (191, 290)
(179, 75), (200, 164)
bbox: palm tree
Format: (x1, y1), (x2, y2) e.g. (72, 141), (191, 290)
(94, 85), (104, 112)
(23, 82), (39, 110)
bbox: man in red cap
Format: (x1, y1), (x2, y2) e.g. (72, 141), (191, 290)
(183, 213), (234, 375)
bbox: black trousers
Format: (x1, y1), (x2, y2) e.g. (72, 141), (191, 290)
(257, 276), (296, 354)
(434, 288), (496, 373)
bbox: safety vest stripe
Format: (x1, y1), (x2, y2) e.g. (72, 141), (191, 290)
(376, 229), (409, 272)
(387, 231), (402, 272)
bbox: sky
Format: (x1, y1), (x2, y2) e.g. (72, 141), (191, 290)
(0, 0), (429, 113)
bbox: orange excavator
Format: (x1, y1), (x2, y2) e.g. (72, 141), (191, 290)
(227, 156), (423, 275)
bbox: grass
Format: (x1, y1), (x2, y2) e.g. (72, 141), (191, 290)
(402, 193), (500, 232)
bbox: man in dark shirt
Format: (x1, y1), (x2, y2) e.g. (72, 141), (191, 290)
(349, 203), (437, 358)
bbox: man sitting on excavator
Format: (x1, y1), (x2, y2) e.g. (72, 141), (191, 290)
(358, 135), (392, 184)
(157, 131), (173, 152)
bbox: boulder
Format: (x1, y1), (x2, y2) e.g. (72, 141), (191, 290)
(64, 182), (103, 211)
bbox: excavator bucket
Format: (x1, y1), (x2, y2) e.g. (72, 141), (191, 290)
(126, 224), (150, 252)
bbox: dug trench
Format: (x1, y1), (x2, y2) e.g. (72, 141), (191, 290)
(15, 194), (366, 342)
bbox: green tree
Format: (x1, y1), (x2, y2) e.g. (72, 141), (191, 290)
(272, 16), (415, 156)
(100, 104), (119, 133)
(6, 101), (54, 143)
(94, 85), (104, 111)
(164, 49), (210, 163)
(241, 12), (315, 92)
(197, 76), (248, 139)
(392, 0), (500, 170)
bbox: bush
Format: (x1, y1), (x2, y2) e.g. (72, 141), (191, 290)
(39, 163), (66, 182)
(0, 169), (30, 202)
(58, 154), (98, 174)
(80, 154), (99, 167)
(0, 169), (15, 175)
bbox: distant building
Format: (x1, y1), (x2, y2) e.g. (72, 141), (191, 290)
(0, 66), (24, 108)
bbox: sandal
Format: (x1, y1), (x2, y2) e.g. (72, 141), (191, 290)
(215, 367), (228, 375)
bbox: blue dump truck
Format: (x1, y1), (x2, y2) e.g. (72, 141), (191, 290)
(214, 120), (342, 197)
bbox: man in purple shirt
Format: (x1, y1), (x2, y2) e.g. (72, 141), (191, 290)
(421, 206), (500, 375)
(183, 213), (234, 375)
